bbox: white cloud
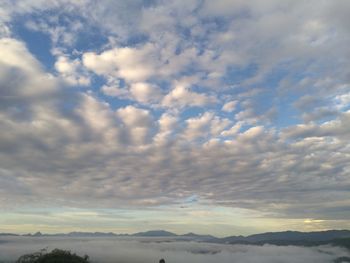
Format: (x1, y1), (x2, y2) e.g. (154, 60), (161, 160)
(210, 116), (231, 136)
(239, 126), (264, 141)
(235, 109), (259, 125)
(55, 56), (90, 86)
(183, 113), (230, 140)
(0, 38), (57, 97)
(130, 82), (162, 104)
(183, 112), (214, 140)
(82, 44), (158, 82)
(101, 85), (127, 97)
(282, 111), (350, 140)
(200, 0), (247, 17)
(101, 79), (129, 98)
(222, 100), (238, 112)
(162, 84), (217, 109)
(158, 113), (178, 133)
(117, 105), (153, 128)
(221, 123), (242, 137)
(76, 94), (115, 132)
(334, 92), (350, 110)
(154, 113), (178, 145)
(116, 105), (155, 145)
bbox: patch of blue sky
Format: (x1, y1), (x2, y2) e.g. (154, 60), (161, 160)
(224, 63), (259, 86)
(180, 107), (207, 120)
(184, 194), (198, 204)
(259, 70), (301, 128)
(251, 89), (275, 115)
(73, 25), (109, 53)
(124, 33), (149, 47)
(88, 77), (130, 110)
(49, 11), (109, 53)
(190, 83), (213, 94)
(90, 74), (108, 90)
(12, 19), (55, 71)
(142, 0), (158, 8)
(148, 108), (164, 120)
(341, 103), (350, 112)
(275, 103), (301, 128)
(200, 16), (231, 32)
(269, 63), (321, 128)
(15, 10), (110, 58)
(175, 23), (192, 41)
(148, 78), (170, 92)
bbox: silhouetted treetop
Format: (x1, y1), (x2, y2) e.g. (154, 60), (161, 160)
(16, 248), (89, 263)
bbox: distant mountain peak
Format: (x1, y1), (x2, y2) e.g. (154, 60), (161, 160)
(132, 230), (177, 237)
(33, 231), (42, 236)
(183, 232), (197, 236)
(221, 230), (350, 244)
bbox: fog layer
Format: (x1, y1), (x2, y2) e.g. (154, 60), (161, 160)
(0, 236), (349, 263)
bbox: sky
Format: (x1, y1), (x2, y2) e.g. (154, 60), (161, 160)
(0, 0), (349, 237)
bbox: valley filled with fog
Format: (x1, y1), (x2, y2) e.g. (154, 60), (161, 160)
(0, 236), (349, 263)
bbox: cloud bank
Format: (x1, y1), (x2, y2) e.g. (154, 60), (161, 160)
(0, 237), (349, 263)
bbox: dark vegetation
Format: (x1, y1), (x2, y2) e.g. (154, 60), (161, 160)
(16, 249), (89, 263)
(15, 249), (168, 263)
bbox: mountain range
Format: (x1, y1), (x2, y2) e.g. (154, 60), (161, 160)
(1, 229), (350, 249)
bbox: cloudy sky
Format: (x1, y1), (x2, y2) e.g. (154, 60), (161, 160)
(0, 0), (349, 236)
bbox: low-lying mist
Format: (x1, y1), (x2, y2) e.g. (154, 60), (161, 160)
(0, 236), (349, 263)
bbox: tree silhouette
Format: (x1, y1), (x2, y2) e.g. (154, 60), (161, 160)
(16, 248), (89, 263)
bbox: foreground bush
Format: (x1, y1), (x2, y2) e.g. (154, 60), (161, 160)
(16, 248), (90, 263)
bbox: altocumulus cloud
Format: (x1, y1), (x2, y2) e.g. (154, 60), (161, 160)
(0, 0), (350, 231)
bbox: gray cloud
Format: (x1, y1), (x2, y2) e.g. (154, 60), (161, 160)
(0, 36), (350, 222)
(0, 0), (350, 225)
